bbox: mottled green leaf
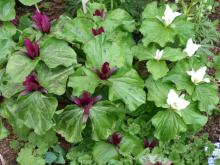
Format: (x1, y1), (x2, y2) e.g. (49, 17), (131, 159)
(152, 110), (186, 141)
(147, 60), (169, 80)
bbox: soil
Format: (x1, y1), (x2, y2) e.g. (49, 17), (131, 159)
(1, 1), (220, 165)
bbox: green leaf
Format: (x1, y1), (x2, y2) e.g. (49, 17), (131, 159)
(55, 105), (85, 143)
(83, 38), (128, 68)
(119, 134), (144, 156)
(40, 37), (77, 68)
(140, 18), (176, 47)
(0, 120), (9, 140)
(152, 110), (187, 141)
(16, 92), (58, 135)
(93, 142), (118, 164)
(108, 69), (145, 111)
(0, 22), (17, 39)
(52, 16), (94, 43)
(162, 47), (186, 62)
(192, 83), (219, 112)
(36, 62), (74, 95)
(172, 17), (195, 45)
(1, 81), (24, 98)
(68, 67), (100, 96)
(102, 9), (135, 32)
(17, 147), (45, 165)
(145, 77), (172, 108)
(0, 39), (15, 65)
(18, 0), (42, 6)
(147, 60), (169, 80)
(163, 60), (195, 94)
(45, 152), (57, 164)
(90, 101), (122, 140)
(0, 0), (15, 21)
(142, 1), (160, 19)
(6, 53), (39, 83)
(181, 104), (208, 131)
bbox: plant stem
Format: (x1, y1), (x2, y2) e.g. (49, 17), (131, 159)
(35, 4), (40, 12)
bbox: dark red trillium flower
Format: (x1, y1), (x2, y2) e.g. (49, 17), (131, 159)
(72, 91), (102, 123)
(108, 132), (122, 147)
(20, 73), (47, 95)
(24, 38), (39, 60)
(10, 17), (19, 26)
(144, 139), (157, 150)
(154, 162), (162, 165)
(94, 62), (117, 80)
(0, 94), (4, 103)
(32, 11), (50, 33)
(92, 27), (104, 36)
(93, 9), (105, 18)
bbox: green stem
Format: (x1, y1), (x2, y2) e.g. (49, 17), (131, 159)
(110, 0), (113, 10)
(35, 4), (40, 12)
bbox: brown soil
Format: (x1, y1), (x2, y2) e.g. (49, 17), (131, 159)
(0, 121), (18, 165)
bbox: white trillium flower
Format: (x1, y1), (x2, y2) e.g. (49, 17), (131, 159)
(82, 0), (89, 13)
(184, 38), (201, 57)
(187, 66), (210, 85)
(167, 89), (190, 111)
(162, 5), (182, 26)
(154, 49), (164, 61)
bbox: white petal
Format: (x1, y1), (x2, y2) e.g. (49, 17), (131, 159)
(82, 0), (89, 13)
(162, 5), (181, 25)
(176, 98), (190, 111)
(154, 49), (164, 60)
(167, 89), (190, 110)
(167, 89), (179, 107)
(184, 38), (201, 57)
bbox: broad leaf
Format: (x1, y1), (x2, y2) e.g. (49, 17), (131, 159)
(0, 39), (15, 66)
(16, 92), (58, 135)
(36, 62), (74, 95)
(140, 18), (176, 47)
(0, 120), (9, 140)
(152, 110), (186, 141)
(6, 53), (39, 83)
(142, 1), (161, 19)
(83, 38), (128, 68)
(108, 69), (145, 111)
(172, 17), (195, 45)
(162, 47), (186, 62)
(68, 67), (100, 96)
(90, 101), (122, 140)
(93, 142), (118, 164)
(192, 83), (219, 112)
(40, 37), (77, 68)
(0, 0), (15, 21)
(181, 103), (207, 131)
(163, 60), (195, 94)
(119, 134), (144, 156)
(147, 60), (169, 80)
(52, 16), (94, 43)
(101, 9), (135, 32)
(0, 22), (17, 39)
(145, 77), (172, 108)
(56, 101), (122, 142)
(55, 105), (85, 143)
(18, 0), (42, 6)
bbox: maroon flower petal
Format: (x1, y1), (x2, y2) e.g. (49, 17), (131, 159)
(0, 94), (4, 102)
(21, 73), (45, 95)
(93, 9), (105, 18)
(72, 91), (102, 123)
(10, 17), (19, 26)
(144, 139), (157, 149)
(92, 27), (105, 36)
(108, 133), (122, 147)
(24, 38), (39, 59)
(94, 62), (117, 80)
(32, 11), (50, 33)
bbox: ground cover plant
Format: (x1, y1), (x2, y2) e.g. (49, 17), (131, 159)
(0, 0), (220, 164)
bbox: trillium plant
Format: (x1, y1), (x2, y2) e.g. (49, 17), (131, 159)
(0, 0), (219, 164)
